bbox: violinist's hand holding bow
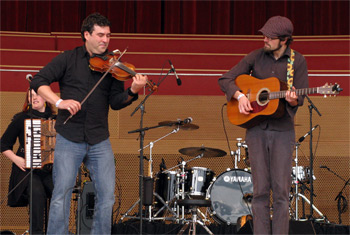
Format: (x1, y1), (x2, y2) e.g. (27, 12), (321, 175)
(130, 74), (148, 94)
(57, 99), (81, 115)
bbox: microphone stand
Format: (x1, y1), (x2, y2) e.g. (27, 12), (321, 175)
(27, 83), (34, 234)
(321, 166), (349, 224)
(129, 68), (172, 234)
(74, 167), (83, 234)
(335, 178), (350, 224)
(305, 95), (321, 219)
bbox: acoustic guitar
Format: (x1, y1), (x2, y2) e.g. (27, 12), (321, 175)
(227, 75), (342, 129)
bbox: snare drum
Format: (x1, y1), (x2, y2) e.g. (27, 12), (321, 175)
(185, 167), (214, 198)
(206, 169), (253, 225)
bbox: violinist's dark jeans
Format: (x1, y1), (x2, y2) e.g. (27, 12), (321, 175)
(245, 126), (295, 234)
(27, 169), (53, 234)
(47, 134), (115, 235)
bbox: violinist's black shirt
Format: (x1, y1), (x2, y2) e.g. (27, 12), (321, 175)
(31, 45), (138, 145)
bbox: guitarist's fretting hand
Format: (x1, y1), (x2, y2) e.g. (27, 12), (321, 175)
(234, 91), (253, 115)
(285, 86), (298, 107)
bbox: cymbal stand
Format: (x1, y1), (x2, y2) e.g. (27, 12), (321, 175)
(292, 142), (301, 220)
(231, 138), (247, 169)
(121, 125), (181, 222)
(140, 127), (180, 221)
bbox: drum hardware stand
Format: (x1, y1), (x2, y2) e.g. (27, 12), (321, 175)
(122, 124), (182, 223)
(291, 142), (328, 222)
(142, 125), (184, 221)
(176, 199), (213, 235)
(292, 142), (301, 220)
(119, 192), (177, 222)
(320, 165), (349, 224)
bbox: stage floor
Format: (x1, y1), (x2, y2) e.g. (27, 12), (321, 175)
(112, 220), (350, 234)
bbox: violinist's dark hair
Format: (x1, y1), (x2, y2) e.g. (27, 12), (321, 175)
(81, 12), (111, 42)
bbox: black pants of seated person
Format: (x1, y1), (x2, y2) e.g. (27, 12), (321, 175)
(26, 170), (53, 234)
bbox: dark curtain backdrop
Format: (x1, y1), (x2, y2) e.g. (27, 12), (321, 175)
(1, 0), (349, 35)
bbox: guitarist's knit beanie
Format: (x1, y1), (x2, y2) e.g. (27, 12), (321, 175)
(259, 16), (293, 38)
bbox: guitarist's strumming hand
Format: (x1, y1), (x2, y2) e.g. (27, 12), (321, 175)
(234, 91), (253, 115)
(285, 86), (298, 107)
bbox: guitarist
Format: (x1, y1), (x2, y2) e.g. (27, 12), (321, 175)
(218, 16), (309, 234)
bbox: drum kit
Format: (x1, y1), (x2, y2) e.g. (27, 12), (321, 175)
(120, 118), (328, 232)
(120, 120), (254, 230)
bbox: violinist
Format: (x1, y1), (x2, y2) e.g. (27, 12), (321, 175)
(30, 12), (148, 234)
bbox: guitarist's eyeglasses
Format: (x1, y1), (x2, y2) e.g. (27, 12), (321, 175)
(264, 36), (279, 41)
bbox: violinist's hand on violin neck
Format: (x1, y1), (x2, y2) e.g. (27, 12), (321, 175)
(57, 99), (81, 115)
(131, 74), (148, 93)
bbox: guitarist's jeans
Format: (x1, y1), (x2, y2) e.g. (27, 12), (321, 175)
(245, 126), (295, 234)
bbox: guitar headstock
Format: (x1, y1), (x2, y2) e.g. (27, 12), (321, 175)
(319, 83), (343, 97)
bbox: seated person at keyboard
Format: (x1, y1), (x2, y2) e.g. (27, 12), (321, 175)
(1, 88), (56, 234)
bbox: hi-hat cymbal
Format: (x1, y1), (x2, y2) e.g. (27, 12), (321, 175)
(158, 121), (199, 130)
(179, 146), (227, 158)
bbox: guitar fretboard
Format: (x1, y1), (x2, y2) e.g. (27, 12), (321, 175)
(269, 87), (319, 100)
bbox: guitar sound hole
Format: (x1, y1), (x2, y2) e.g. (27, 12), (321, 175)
(258, 90), (269, 105)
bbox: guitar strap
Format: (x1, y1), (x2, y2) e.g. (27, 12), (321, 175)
(287, 49), (295, 90)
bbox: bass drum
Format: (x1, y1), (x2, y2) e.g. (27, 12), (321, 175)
(206, 169), (253, 225)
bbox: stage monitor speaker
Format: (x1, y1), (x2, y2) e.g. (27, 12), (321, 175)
(237, 220), (316, 234)
(289, 220), (316, 235)
(79, 181), (95, 234)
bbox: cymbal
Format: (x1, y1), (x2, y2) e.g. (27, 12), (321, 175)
(158, 121), (199, 130)
(179, 146), (227, 158)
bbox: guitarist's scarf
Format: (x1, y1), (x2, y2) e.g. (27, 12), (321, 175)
(287, 49), (295, 91)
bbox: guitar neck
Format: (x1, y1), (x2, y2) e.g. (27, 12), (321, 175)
(269, 87), (319, 100)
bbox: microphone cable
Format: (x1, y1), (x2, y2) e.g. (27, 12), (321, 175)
(220, 103), (253, 229)
(220, 103), (234, 166)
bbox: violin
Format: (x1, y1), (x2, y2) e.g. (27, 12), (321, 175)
(64, 50), (156, 125)
(89, 52), (157, 91)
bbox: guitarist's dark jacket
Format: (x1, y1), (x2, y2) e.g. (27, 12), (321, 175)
(218, 46), (309, 130)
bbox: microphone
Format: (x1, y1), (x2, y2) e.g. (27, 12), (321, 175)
(169, 60), (182, 86)
(26, 74), (33, 82)
(298, 125), (319, 143)
(177, 117), (193, 125)
(243, 193), (253, 203)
